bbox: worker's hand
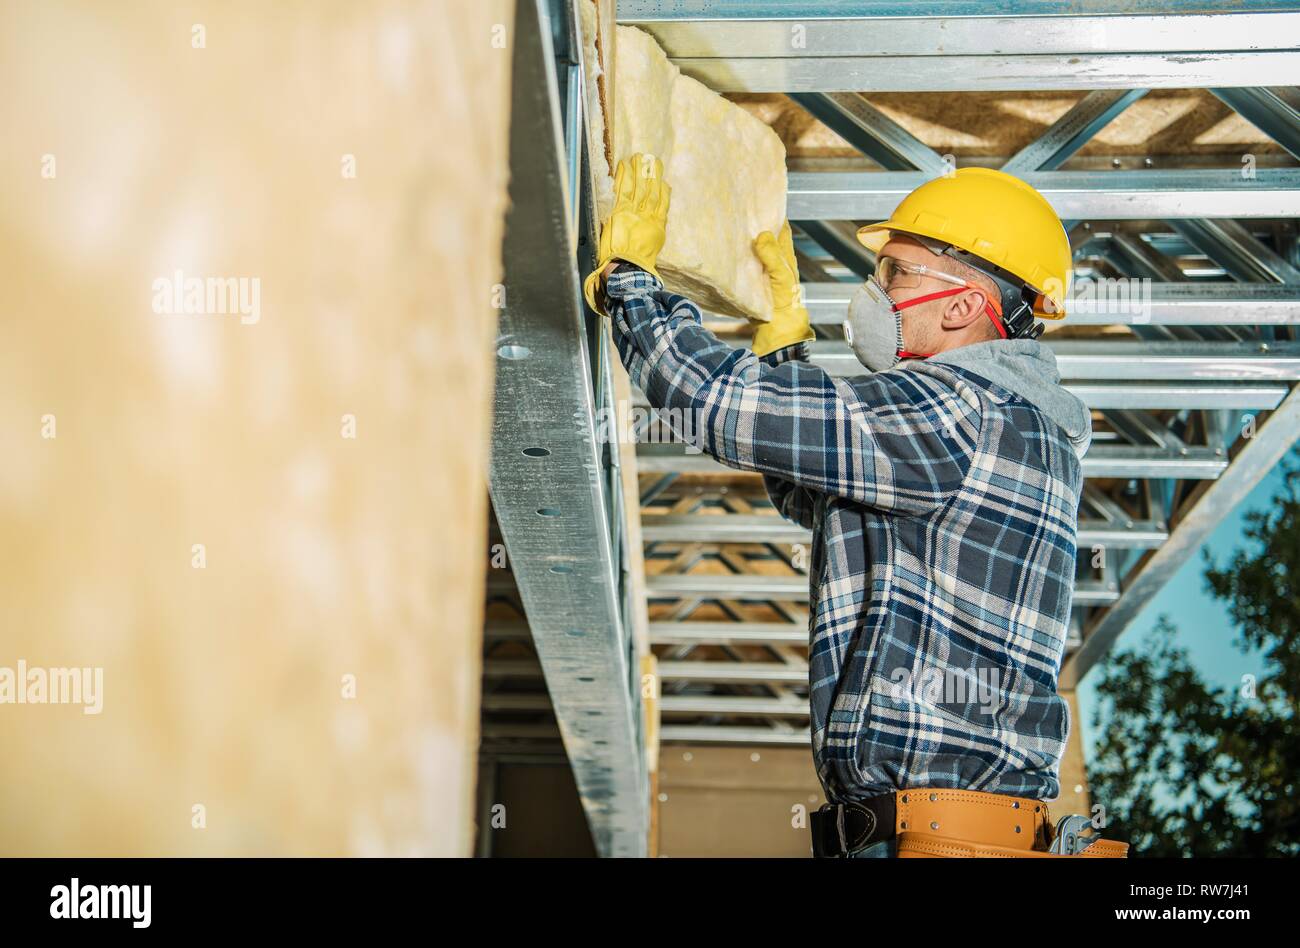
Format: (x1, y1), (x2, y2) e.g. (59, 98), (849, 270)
(751, 221), (815, 356)
(583, 153), (671, 316)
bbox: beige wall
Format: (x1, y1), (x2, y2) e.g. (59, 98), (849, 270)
(657, 745), (825, 857)
(0, 0), (514, 855)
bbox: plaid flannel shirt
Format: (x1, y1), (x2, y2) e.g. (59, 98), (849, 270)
(606, 266), (1082, 804)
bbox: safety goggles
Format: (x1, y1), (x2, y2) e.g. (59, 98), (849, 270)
(875, 256), (1004, 318)
(874, 254), (1011, 338)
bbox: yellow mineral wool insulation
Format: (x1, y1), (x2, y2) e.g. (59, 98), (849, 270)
(580, 0), (616, 226)
(0, 0), (513, 856)
(589, 23), (786, 321)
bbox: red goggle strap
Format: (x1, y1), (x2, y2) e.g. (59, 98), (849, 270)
(894, 286), (1008, 340)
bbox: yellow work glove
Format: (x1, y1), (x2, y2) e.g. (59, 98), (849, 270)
(583, 152), (672, 317)
(751, 221), (815, 357)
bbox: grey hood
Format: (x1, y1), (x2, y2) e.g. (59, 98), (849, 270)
(928, 338), (1092, 459)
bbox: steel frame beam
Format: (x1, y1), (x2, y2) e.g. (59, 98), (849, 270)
(649, 621), (809, 646)
(634, 376), (1289, 410)
(725, 52), (1300, 93)
(635, 444), (1230, 480)
(1210, 86), (1300, 161)
(1001, 90), (1148, 175)
(486, 0), (646, 857)
(618, 6), (1300, 92)
(788, 93), (949, 174)
(646, 573), (1121, 607)
(805, 340), (1300, 381)
(1170, 219), (1300, 285)
(660, 696), (810, 718)
(786, 169), (1300, 220)
(659, 725), (811, 746)
(794, 282), (1300, 326)
(659, 661), (808, 685)
(1063, 384), (1300, 686)
(792, 220), (876, 280)
(641, 513), (1169, 549)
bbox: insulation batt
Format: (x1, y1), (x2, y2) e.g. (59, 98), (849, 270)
(595, 24), (787, 321)
(579, 0), (615, 217)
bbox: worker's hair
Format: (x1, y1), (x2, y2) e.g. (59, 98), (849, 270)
(939, 253), (999, 306)
(891, 230), (1000, 310)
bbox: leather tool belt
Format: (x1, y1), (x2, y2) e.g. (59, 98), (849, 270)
(810, 788), (1129, 858)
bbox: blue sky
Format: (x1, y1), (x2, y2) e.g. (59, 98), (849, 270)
(1076, 461), (1290, 763)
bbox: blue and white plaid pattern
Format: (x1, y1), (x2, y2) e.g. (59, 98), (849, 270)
(607, 266), (1083, 804)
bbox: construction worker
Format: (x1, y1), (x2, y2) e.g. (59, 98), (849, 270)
(585, 156), (1124, 859)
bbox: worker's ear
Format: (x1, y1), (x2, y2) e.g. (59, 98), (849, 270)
(941, 289), (989, 331)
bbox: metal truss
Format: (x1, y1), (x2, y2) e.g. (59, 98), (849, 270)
(619, 3), (1300, 92)
(612, 1), (1300, 747)
(785, 170), (1300, 220)
(484, 0), (646, 856)
(800, 282), (1300, 327)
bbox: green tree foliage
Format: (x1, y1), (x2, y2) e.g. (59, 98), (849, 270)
(1088, 460), (1299, 857)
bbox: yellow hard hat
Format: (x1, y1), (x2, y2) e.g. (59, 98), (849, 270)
(856, 167), (1071, 318)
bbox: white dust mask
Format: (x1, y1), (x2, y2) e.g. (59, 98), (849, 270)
(843, 277), (947, 372)
(844, 278), (905, 372)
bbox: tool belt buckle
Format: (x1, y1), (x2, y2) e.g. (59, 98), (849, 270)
(812, 799), (885, 858)
(1048, 814), (1098, 855)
